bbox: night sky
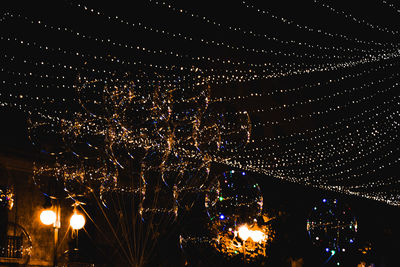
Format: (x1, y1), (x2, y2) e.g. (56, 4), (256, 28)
(1, 0), (400, 266)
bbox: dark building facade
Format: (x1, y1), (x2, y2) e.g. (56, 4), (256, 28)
(0, 152), (74, 267)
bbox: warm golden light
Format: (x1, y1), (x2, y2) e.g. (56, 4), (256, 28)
(238, 225), (251, 241)
(238, 224), (266, 242)
(40, 209), (56, 225)
(211, 220), (274, 261)
(250, 230), (265, 242)
(70, 212), (85, 230)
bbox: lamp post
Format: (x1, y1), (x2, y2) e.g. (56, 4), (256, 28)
(69, 206), (85, 256)
(40, 198), (60, 267)
(40, 199), (85, 267)
(238, 225), (250, 260)
(237, 224), (267, 261)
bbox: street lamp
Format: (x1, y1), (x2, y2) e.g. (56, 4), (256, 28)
(40, 210), (56, 225)
(40, 199), (85, 267)
(237, 224), (268, 260)
(238, 225), (251, 241)
(70, 211), (85, 230)
(238, 224), (266, 243)
(40, 198), (60, 267)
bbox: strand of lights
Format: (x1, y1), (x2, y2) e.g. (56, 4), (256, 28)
(0, 21), (217, 74)
(213, 60), (399, 103)
(0, 53), (213, 89)
(3, 26), (400, 85)
(251, 90), (399, 127)
(213, 104), (398, 200)
(381, 0), (400, 14)
(248, 79), (398, 125)
(4, 35), (398, 91)
(256, 121), (398, 173)
(313, 0), (400, 35)
(68, 3), (379, 61)
(244, 111), (397, 157)
(215, 158), (400, 206)
(242, 118), (398, 174)
(345, 177), (399, 190)
(2, 2), (398, 208)
(2, 74), (398, 153)
(2, 74), (397, 157)
(252, 120), (398, 166)
(1, 53), (114, 76)
(237, 129), (399, 179)
(1, 67), (68, 81)
(191, 101), (398, 159)
(148, 0), (397, 51)
(252, 96), (398, 141)
(229, 72), (400, 114)
(278, 146), (399, 182)
(6, 93), (393, 161)
(0, 32), (320, 82)
(0, 35), (133, 66)
(242, 50), (400, 79)
(233, 121), (397, 172)
(3, 12), (252, 66)
(240, 0), (398, 47)
(3, 12), (382, 75)
(4, 52), (397, 118)
(1, 10), (398, 81)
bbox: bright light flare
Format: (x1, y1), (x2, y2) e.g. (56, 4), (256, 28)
(238, 224), (266, 242)
(70, 212), (85, 230)
(238, 225), (251, 241)
(250, 230), (266, 242)
(40, 209), (56, 225)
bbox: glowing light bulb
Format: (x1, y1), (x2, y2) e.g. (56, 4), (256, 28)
(250, 230), (265, 242)
(238, 225), (251, 241)
(70, 212), (85, 230)
(40, 209), (56, 225)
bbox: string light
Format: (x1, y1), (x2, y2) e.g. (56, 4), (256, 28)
(313, 0), (400, 36)
(66, 3), (381, 61)
(148, 0), (398, 52)
(1, 0), (398, 208)
(214, 60), (399, 103)
(240, 0), (399, 47)
(3, 22), (400, 86)
(229, 72), (400, 114)
(381, 0), (400, 14)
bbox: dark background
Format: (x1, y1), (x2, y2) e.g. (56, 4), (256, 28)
(1, 0), (400, 266)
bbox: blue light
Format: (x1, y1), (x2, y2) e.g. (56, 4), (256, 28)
(325, 248), (330, 252)
(219, 214), (225, 220)
(349, 239), (354, 243)
(242, 172), (246, 176)
(322, 198), (327, 203)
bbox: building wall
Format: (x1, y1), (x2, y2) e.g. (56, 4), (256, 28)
(0, 153), (73, 267)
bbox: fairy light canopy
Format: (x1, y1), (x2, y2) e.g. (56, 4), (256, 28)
(1, 0), (399, 206)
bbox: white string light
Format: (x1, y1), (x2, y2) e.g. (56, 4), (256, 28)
(1, 0), (398, 206)
(240, 0), (399, 47)
(381, 0), (400, 14)
(67, 3), (386, 61)
(313, 0), (400, 36)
